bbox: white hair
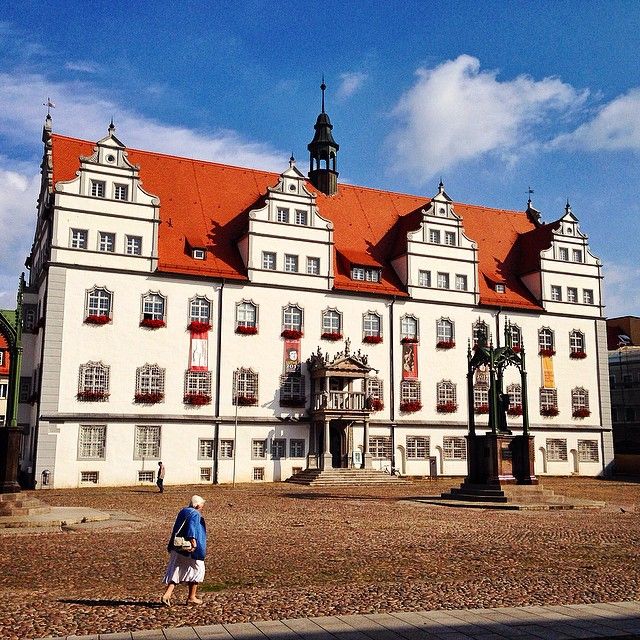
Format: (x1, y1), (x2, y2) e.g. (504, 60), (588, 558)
(190, 494), (205, 508)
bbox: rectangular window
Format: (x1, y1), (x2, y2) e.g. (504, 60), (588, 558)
(80, 471), (99, 484)
(578, 440), (599, 462)
(437, 272), (449, 289)
(400, 380), (421, 403)
(550, 285), (562, 301)
(353, 266), (380, 282)
(0, 383), (7, 399)
(284, 254), (299, 273)
(495, 283), (506, 293)
(198, 439), (214, 460)
(540, 388), (558, 412)
(369, 436), (391, 459)
(114, 184), (128, 201)
(295, 210), (308, 225)
(220, 439), (234, 458)
(78, 425), (106, 460)
(583, 289), (594, 304)
(271, 438), (286, 459)
(418, 270), (431, 287)
(91, 180), (106, 197)
(406, 435), (429, 459)
(19, 377), (31, 402)
(567, 287), (578, 303)
(184, 371), (212, 396)
(352, 266), (365, 280)
(444, 231), (456, 246)
(277, 207), (289, 223)
(137, 470), (155, 483)
(98, 232), (116, 253)
(193, 249), (206, 260)
(572, 249), (583, 262)
(125, 235), (142, 255)
(253, 467), (265, 481)
(546, 438), (568, 462)
(200, 467), (212, 482)
(134, 425), (161, 459)
(443, 436), (467, 460)
(455, 274), (467, 291)
(290, 439), (305, 458)
(280, 373), (305, 403)
(429, 229), (441, 244)
(559, 247), (569, 261)
(71, 229), (88, 249)
(307, 257), (320, 275)
(262, 251), (276, 270)
(252, 439), (267, 459)
(23, 304), (37, 331)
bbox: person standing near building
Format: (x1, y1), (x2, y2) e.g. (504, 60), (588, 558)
(157, 461), (165, 493)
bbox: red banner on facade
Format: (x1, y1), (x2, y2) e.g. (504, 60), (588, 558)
(284, 338), (301, 374)
(189, 330), (208, 371)
(402, 342), (418, 379)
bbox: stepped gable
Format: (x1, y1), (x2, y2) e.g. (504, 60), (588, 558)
(51, 134), (544, 308)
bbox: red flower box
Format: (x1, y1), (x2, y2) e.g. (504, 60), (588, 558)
(84, 314), (110, 325)
(436, 340), (455, 349)
(570, 351), (587, 359)
(368, 398), (384, 411)
(281, 329), (303, 339)
(140, 318), (166, 329)
(474, 404), (490, 414)
(134, 392), (164, 404)
(573, 408), (591, 418)
(400, 400), (422, 412)
(321, 332), (343, 341)
(77, 390), (109, 402)
(437, 402), (458, 413)
(280, 397), (307, 408)
(363, 335), (383, 344)
(507, 405), (523, 416)
(236, 394), (257, 406)
(184, 393), (211, 406)
(539, 349), (556, 357)
(236, 325), (258, 335)
(187, 321), (212, 333)
(401, 336), (419, 344)
(540, 406), (559, 417)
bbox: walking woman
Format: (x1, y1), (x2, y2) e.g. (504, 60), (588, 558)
(161, 495), (207, 606)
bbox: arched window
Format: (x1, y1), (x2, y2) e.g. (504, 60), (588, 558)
(508, 324), (522, 351)
(282, 305), (303, 332)
(78, 362), (110, 400)
(86, 287), (112, 321)
(236, 301), (258, 330)
(436, 318), (455, 347)
(400, 314), (418, 341)
(322, 309), (342, 337)
(571, 387), (590, 417)
(189, 297), (211, 324)
(538, 327), (555, 354)
(233, 368), (259, 405)
(363, 312), (382, 341)
(569, 330), (585, 356)
(142, 292), (166, 322)
(472, 320), (489, 347)
(135, 364), (165, 402)
(436, 380), (457, 412)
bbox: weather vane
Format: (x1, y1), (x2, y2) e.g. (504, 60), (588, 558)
(526, 186), (534, 204)
(42, 97), (55, 116)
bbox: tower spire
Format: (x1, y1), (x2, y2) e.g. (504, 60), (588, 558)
(321, 75), (326, 113)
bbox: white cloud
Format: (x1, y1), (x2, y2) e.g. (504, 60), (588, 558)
(603, 262), (640, 318)
(64, 60), (102, 74)
(386, 55), (587, 182)
(337, 72), (367, 100)
(551, 89), (640, 151)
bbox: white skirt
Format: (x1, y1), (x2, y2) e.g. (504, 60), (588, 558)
(163, 550), (206, 584)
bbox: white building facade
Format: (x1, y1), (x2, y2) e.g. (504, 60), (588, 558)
(18, 106), (613, 489)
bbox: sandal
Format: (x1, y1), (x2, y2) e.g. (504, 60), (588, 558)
(186, 597), (203, 605)
(161, 595), (172, 607)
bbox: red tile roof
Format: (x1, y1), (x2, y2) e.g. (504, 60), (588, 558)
(50, 134), (547, 310)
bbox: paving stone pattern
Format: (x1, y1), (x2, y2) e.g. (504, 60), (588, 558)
(2, 478), (639, 640)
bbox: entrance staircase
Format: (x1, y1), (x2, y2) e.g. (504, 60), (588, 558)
(286, 468), (406, 486)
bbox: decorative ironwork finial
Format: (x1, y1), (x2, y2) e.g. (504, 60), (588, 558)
(42, 97), (55, 117)
(320, 75), (326, 114)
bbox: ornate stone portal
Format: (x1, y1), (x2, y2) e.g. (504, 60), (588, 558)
(306, 339), (377, 470)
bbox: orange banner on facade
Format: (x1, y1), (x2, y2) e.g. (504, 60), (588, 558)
(541, 354), (555, 388)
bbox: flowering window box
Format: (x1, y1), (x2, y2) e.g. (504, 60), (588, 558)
(572, 408), (591, 418)
(474, 404), (490, 414)
(280, 397), (307, 408)
(187, 321), (211, 333)
(538, 348), (556, 357)
(84, 314), (110, 325)
(134, 392), (164, 404)
(507, 405), (523, 416)
(140, 318), (166, 329)
(281, 329), (303, 339)
(540, 406), (559, 417)
(363, 335), (383, 344)
(570, 351), (587, 359)
(236, 394), (257, 406)
(437, 402), (458, 413)
(436, 340), (455, 349)
(321, 332), (343, 341)
(77, 390), (109, 402)
(400, 400), (422, 413)
(368, 398), (384, 411)
(184, 393), (211, 406)
(236, 324), (258, 335)
(401, 336), (419, 344)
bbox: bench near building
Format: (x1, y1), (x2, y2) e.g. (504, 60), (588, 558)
(17, 94), (612, 488)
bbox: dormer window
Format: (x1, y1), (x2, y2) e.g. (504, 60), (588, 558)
(193, 249), (206, 260)
(114, 184), (128, 201)
(495, 283), (506, 294)
(559, 247), (569, 261)
(295, 209), (308, 225)
(429, 229), (441, 244)
(351, 266), (381, 282)
(91, 180), (106, 198)
(572, 249), (583, 262)
(444, 232), (456, 246)
(277, 207), (289, 223)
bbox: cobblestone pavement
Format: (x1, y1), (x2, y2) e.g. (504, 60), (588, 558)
(2, 477), (639, 640)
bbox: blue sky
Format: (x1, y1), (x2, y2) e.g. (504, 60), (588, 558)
(1, 0), (639, 316)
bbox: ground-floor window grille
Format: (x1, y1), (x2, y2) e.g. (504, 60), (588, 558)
(546, 438), (567, 461)
(199, 439), (214, 460)
(78, 425), (106, 460)
(80, 471), (99, 484)
(578, 440), (599, 462)
(406, 436), (430, 459)
(443, 436), (467, 460)
(252, 467), (265, 481)
(290, 439), (305, 458)
(220, 439), (234, 458)
(271, 438), (286, 459)
(200, 467), (212, 482)
(369, 436), (391, 459)
(252, 439), (267, 459)
(135, 425), (161, 459)
(137, 470), (155, 483)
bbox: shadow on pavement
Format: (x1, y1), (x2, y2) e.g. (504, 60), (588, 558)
(59, 598), (162, 608)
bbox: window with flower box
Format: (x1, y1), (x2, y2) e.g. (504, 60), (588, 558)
(290, 439), (305, 458)
(280, 373), (305, 407)
(443, 436), (467, 460)
(220, 439), (234, 458)
(436, 318), (455, 349)
(363, 312), (382, 343)
(369, 436), (391, 459)
(472, 320), (489, 347)
(540, 388), (558, 416)
(400, 315), (418, 342)
(473, 385), (489, 414)
(367, 377), (384, 411)
(436, 380), (457, 413)
(134, 425), (161, 459)
(406, 435), (429, 459)
(546, 438), (567, 461)
(189, 297), (211, 330)
(271, 438), (286, 459)
(141, 292), (166, 328)
(78, 425), (106, 460)
(571, 387), (590, 418)
(506, 383), (522, 415)
(538, 327), (555, 356)
(184, 371), (212, 405)
(85, 287), (112, 324)
(233, 368), (258, 406)
(321, 309), (342, 340)
(400, 380), (421, 412)
(135, 364), (165, 403)
(508, 325), (522, 351)
(77, 362), (110, 401)
(578, 440), (598, 462)
(252, 439), (267, 459)
(235, 300), (257, 334)
(198, 439), (214, 460)
(282, 305), (303, 338)
(569, 330), (586, 358)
